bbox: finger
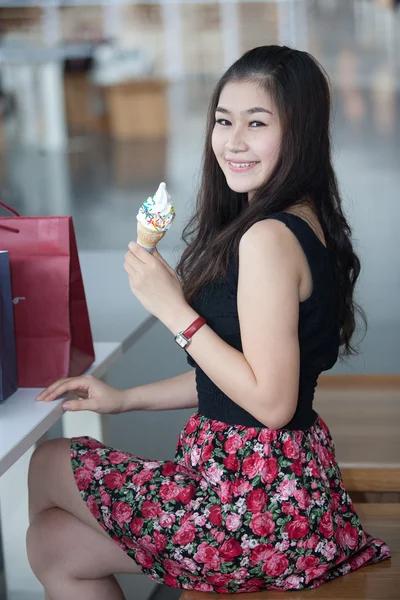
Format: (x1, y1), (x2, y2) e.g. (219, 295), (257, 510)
(124, 261), (137, 280)
(36, 378), (71, 401)
(152, 248), (177, 276)
(36, 377), (89, 402)
(128, 241), (150, 263)
(73, 390), (89, 399)
(62, 398), (92, 412)
(124, 251), (139, 271)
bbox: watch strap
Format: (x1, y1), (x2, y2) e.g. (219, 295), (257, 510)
(182, 316), (206, 340)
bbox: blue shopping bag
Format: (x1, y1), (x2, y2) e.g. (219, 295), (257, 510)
(0, 251), (17, 401)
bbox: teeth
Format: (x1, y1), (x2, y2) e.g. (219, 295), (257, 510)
(229, 162), (258, 168)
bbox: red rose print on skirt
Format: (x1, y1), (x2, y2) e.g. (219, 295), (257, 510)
(69, 413), (390, 594)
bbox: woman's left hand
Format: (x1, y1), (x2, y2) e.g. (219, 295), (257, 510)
(124, 242), (187, 324)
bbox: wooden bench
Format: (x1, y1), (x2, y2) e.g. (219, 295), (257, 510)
(180, 379), (400, 599)
(314, 376), (399, 471)
(179, 504), (399, 600)
(342, 466), (400, 503)
(316, 377), (400, 504)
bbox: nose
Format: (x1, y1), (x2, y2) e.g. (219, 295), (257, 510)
(225, 126), (248, 153)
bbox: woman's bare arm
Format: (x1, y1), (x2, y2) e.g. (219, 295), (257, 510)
(121, 370), (198, 413)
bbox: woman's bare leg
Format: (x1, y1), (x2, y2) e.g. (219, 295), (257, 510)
(27, 507), (143, 600)
(27, 438), (143, 566)
(28, 439), (133, 543)
(27, 438), (144, 598)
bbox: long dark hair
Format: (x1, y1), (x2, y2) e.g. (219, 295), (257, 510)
(176, 45), (366, 356)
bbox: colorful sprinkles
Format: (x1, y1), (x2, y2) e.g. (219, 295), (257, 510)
(137, 195), (176, 231)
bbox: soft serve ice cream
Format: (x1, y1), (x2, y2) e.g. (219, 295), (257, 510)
(136, 182), (176, 252)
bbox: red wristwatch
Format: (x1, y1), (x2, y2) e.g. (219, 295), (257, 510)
(174, 316), (206, 349)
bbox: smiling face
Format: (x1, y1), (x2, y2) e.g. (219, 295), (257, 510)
(211, 80), (282, 201)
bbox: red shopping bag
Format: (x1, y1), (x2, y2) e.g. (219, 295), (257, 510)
(0, 201), (95, 387)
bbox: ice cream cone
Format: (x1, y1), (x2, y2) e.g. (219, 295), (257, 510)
(137, 221), (166, 252)
(136, 182), (175, 253)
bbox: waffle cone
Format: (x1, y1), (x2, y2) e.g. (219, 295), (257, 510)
(137, 221), (166, 250)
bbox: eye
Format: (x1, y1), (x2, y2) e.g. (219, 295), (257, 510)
(215, 118), (231, 126)
(249, 121), (266, 128)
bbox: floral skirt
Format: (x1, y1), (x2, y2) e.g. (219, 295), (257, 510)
(70, 412), (390, 594)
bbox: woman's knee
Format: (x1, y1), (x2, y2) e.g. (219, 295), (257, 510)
(28, 438), (70, 489)
(26, 508), (63, 581)
(29, 438), (70, 472)
(27, 507), (144, 580)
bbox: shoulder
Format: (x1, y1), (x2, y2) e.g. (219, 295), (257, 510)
(239, 217), (304, 278)
(237, 217), (302, 309)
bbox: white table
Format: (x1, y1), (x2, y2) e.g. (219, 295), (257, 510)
(0, 342), (123, 477)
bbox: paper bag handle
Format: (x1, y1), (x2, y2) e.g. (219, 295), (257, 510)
(0, 200), (20, 233)
(0, 201), (20, 217)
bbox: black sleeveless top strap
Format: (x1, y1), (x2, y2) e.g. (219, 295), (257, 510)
(185, 212), (340, 430)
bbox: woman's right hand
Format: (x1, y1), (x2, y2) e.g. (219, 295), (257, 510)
(35, 374), (127, 415)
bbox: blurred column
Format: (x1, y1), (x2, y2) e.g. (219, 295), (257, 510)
(220, 0), (240, 70)
(278, 0), (298, 47)
(42, 4), (61, 47)
(103, 1), (123, 40)
(353, 0), (365, 40)
(43, 151), (72, 214)
(381, 4), (396, 72)
(354, 0), (375, 45)
(296, 0), (309, 51)
(39, 4), (68, 151)
(161, 3), (184, 80)
(14, 65), (39, 147)
(36, 61), (68, 151)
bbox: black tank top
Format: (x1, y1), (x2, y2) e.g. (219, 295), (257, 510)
(185, 212), (341, 430)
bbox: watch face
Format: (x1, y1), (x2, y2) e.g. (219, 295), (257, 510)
(175, 334), (188, 348)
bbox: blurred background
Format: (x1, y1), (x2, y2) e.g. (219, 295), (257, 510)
(0, 0), (399, 372)
(0, 1), (399, 599)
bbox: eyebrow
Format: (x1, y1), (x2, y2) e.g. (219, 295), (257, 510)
(215, 106), (273, 116)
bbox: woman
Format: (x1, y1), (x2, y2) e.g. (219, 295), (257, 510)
(29, 45), (390, 599)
